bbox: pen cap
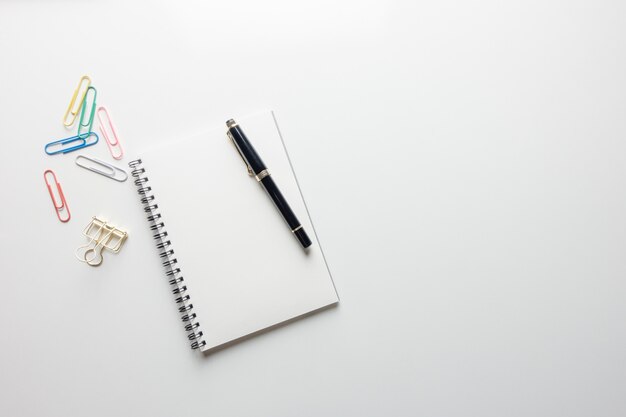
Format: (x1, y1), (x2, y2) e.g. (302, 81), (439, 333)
(226, 120), (267, 174)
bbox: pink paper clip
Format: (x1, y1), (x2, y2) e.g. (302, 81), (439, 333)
(43, 170), (71, 223)
(97, 106), (124, 160)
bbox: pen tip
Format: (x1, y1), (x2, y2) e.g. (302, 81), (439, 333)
(226, 119), (237, 128)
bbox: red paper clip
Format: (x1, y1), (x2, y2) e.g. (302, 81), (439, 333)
(97, 106), (124, 160)
(43, 169), (71, 223)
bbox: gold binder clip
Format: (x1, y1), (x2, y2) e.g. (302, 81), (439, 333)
(63, 75), (91, 127)
(75, 216), (128, 267)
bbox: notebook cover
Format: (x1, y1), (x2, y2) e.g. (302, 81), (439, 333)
(137, 111), (339, 352)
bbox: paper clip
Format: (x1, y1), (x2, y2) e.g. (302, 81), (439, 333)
(45, 132), (99, 155)
(75, 155), (128, 182)
(97, 106), (124, 159)
(43, 170), (71, 223)
(75, 217), (128, 266)
(77, 86), (97, 137)
(63, 75), (91, 127)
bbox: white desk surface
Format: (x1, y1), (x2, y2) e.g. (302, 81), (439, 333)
(1, 1), (625, 416)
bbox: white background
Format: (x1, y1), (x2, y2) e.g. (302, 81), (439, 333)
(1, 1), (625, 416)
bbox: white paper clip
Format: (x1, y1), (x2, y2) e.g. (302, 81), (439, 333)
(75, 155), (128, 182)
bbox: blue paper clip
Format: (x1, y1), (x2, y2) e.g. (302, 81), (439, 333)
(77, 86), (97, 137)
(45, 132), (99, 155)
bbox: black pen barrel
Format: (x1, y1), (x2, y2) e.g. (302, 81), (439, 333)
(260, 176), (312, 248)
(226, 118), (313, 249)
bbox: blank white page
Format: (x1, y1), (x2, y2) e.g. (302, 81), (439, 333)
(138, 111), (338, 352)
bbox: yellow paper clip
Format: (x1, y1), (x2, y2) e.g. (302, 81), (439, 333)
(63, 75), (91, 127)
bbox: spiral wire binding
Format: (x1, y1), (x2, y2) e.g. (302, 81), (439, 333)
(129, 159), (206, 350)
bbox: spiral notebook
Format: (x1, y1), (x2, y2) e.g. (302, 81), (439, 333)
(129, 111), (339, 352)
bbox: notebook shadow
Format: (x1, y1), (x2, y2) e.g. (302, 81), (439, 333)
(200, 301), (338, 357)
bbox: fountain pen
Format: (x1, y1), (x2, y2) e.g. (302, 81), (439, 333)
(226, 119), (312, 248)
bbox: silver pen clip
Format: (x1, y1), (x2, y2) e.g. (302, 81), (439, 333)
(226, 121), (254, 176)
